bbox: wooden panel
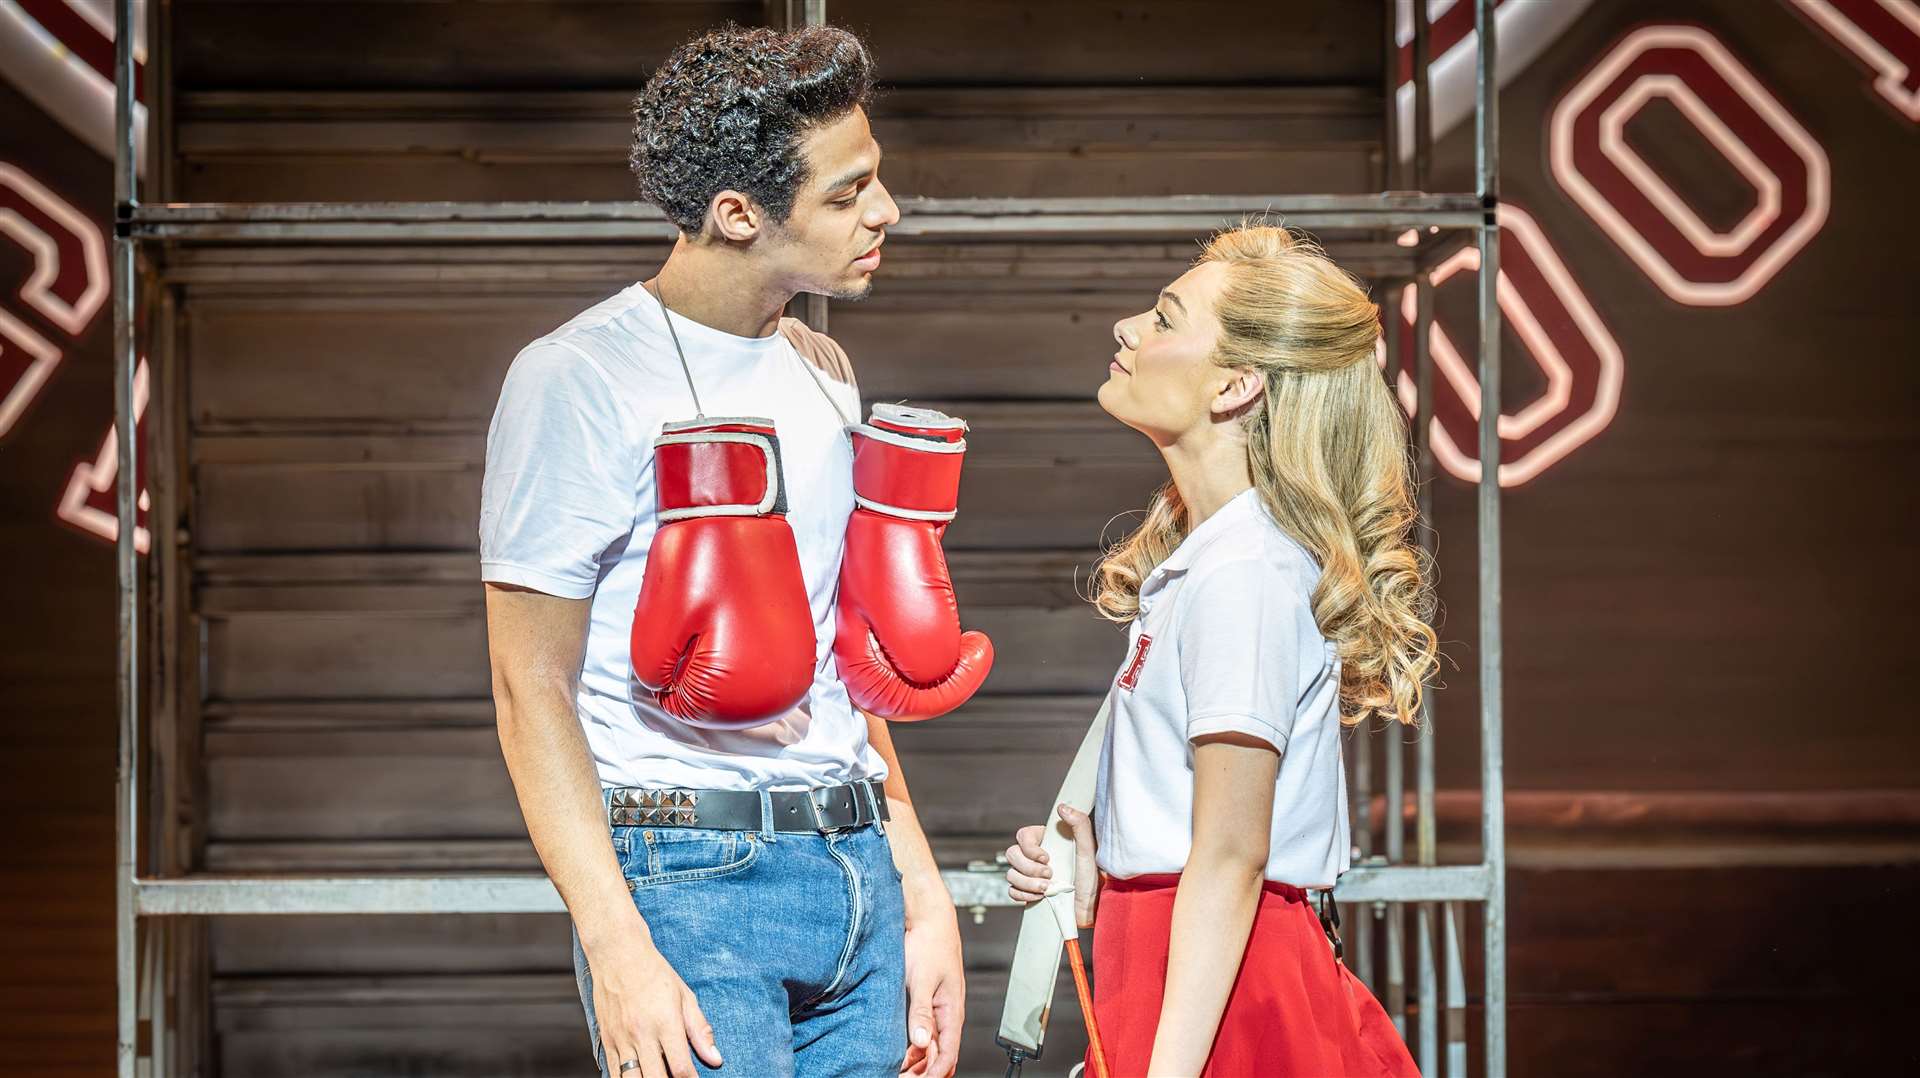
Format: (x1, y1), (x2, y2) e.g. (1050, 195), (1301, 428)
(173, 2), (764, 90)
(202, 609), (489, 701)
(208, 903), (1045, 978)
(174, 0), (1378, 89)
(190, 406), (1163, 554)
(175, 86), (1379, 201)
(212, 973), (592, 1078)
(180, 249), (1258, 418)
(196, 550), (1117, 701)
(212, 918), (571, 977)
(190, 432), (481, 552)
(208, 966), (1089, 1078)
(840, 0), (1383, 85)
(201, 695), (1105, 848)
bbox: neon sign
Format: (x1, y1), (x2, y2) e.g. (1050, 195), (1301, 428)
(0, 162), (108, 439)
(1793, 0), (1920, 122)
(1382, 204), (1624, 488)
(57, 356), (150, 554)
(1551, 25), (1830, 306)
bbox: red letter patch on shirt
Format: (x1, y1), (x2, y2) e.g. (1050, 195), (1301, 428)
(1118, 633), (1154, 692)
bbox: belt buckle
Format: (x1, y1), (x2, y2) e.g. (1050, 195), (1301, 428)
(805, 786), (839, 832)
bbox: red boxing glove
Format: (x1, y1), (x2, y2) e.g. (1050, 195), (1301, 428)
(834, 404), (994, 720)
(631, 417), (817, 728)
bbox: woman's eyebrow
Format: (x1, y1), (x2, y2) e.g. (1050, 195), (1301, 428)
(1159, 290), (1188, 316)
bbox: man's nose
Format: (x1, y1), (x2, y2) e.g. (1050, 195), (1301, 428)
(869, 179), (900, 228)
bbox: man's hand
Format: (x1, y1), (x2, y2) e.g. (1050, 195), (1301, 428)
(1004, 803), (1099, 927)
(900, 885), (965, 1078)
(859, 708), (966, 1076)
(487, 584), (718, 1075)
(589, 933), (723, 1078)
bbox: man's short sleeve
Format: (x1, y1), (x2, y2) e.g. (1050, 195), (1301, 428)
(1176, 556), (1308, 753)
(478, 341), (638, 599)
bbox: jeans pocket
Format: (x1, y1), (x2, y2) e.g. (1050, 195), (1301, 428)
(877, 825), (905, 883)
(626, 828), (762, 889)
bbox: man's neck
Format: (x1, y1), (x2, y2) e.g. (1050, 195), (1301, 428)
(648, 236), (795, 339)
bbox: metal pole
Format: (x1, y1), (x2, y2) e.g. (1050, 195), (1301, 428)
(1351, 727), (1373, 987)
(1417, 900), (1439, 1074)
(1377, 268), (1405, 1024)
(1411, 3), (1440, 1066)
(1381, 0), (1399, 193)
(1412, 269), (1440, 1075)
(1385, 725), (1406, 1035)
(1473, 1), (1507, 1075)
(1443, 901), (1469, 1077)
(792, 0), (830, 333)
(112, 1), (140, 1075)
(1414, 0), (1434, 193)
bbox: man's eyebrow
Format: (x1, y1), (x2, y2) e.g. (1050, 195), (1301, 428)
(1159, 290), (1188, 315)
(822, 149), (882, 194)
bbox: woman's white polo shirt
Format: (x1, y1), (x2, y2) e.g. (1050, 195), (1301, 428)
(1092, 487), (1352, 888)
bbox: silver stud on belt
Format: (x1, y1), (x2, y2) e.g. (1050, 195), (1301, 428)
(609, 788), (700, 827)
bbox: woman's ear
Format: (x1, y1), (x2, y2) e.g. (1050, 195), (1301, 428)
(1213, 368), (1264, 418)
(707, 190), (762, 243)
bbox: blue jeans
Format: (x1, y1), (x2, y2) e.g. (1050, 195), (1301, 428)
(571, 817), (907, 1077)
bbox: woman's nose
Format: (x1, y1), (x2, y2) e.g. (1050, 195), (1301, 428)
(1114, 320), (1138, 350)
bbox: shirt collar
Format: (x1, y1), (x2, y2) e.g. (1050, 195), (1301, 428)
(1140, 486), (1262, 596)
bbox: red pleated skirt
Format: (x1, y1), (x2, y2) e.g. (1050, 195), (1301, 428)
(1087, 873), (1420, 1078)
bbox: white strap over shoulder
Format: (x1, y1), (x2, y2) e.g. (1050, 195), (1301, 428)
(997, 696), (1112, 1061)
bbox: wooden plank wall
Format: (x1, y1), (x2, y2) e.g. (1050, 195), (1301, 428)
(159, 3), (1392, 1074)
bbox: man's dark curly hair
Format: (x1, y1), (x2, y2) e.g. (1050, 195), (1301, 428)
(630, 24), (876, 235)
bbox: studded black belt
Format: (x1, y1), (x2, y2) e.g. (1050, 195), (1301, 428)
(604, 778), (890, 833)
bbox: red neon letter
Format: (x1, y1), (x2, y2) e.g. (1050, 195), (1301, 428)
(1551, 25), (1829, 306)
(58, 359), (151, 554)
(1793, 0), (1920, 122)
(1383, 204), (1624, 488)
(0, 163), (108, 438)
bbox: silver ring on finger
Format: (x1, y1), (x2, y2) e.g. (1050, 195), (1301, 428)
(618, 1061), (640, 1074)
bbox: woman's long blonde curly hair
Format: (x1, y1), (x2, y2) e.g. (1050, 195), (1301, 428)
(1091, 224), (1439, 728)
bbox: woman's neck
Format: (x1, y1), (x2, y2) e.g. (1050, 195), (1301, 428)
(1162, 429), (1254, 530)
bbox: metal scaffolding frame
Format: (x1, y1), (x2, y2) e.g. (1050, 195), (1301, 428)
(111, 1), (1504, 1074)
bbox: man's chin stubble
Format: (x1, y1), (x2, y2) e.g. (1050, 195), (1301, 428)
(826, 279), (876, 302)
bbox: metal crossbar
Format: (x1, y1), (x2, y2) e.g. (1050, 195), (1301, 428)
(128, 862), (1493, 918)
(111, 0), (1506, 1074)
(119, 194), (1485, 242)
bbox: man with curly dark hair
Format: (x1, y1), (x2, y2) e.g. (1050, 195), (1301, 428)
(480, 22), (965, 1078)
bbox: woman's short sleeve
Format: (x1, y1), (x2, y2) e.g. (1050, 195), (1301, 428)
(1175, 556), (1312, 753)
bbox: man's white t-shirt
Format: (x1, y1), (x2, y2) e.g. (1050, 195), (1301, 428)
(479, 281), (887, 791)
(1093, 487), (1352, 889)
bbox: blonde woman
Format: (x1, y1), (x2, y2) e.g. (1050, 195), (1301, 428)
(1005, 225), (1433, 1076)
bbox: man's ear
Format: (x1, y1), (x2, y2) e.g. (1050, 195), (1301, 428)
(707, 190), (764, 243)
(1213, 368), (1265, 417)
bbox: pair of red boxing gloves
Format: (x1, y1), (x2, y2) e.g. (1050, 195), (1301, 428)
(629, 404), (994, 728)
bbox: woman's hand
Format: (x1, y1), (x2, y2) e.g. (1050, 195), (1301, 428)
(1004, 803), (1100, 927)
